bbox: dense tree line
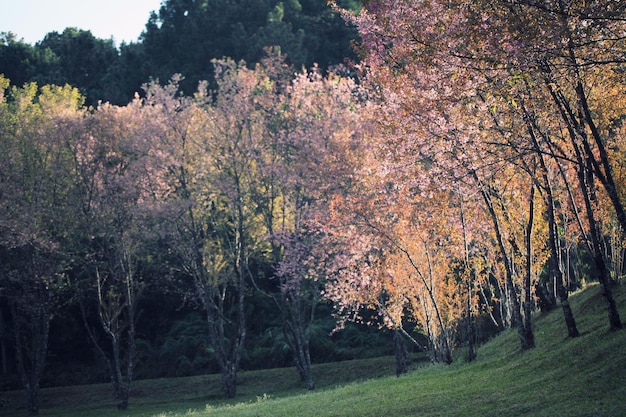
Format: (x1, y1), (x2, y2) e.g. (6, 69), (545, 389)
(1, 0), (626, 415)
(0, 0), (360, 107)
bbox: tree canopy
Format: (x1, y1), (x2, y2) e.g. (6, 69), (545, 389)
(1, 0), (626, 415)
(0, 0), (360, 105)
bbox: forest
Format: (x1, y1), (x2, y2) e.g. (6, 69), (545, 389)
(1, 0), (626, 415)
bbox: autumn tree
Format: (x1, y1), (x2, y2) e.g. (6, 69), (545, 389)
(458, 0), (626, 330)
(325, 3), (536, 353)
(333, 0), (626, 349)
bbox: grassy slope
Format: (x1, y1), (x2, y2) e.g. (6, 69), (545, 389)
(1, 283), (625, 417)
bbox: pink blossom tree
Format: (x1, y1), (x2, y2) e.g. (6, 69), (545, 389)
(266, 63), (366, 389)
(66, 95), (167, 409)
(331, 0), (626, 348)
(143, 62), (273, 398)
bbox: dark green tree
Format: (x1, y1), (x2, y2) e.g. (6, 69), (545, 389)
(0, 33), (38, 86)
(139, 0), (358, 95)
(0, 33), (60, 89)
(37, 28), (119, 106)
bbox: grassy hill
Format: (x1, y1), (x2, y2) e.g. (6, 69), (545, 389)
(1, 283), (625, 416)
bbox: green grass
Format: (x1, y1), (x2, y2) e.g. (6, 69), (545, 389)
(2, 283), (625, 417)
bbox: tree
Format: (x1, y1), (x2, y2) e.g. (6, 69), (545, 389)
(66, 97), (163, 409)
(140, 0), (359, 95)
(0, 79), (82, 414)
(144, 62), (269, 398)
(333, 0), (626, 344)
(521, 102), (581, 337)
(0, 34), (39, 87)
(36, 28), (120, 106)
(264, 62), (365, 388)
(467, 0), (626, 331)
(327, 1), (538, 351)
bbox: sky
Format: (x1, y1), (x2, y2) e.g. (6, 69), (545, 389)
(0, 0), (164, 46)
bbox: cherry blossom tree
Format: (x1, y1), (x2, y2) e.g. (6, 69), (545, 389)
(331, 0), (625, 346)
(265, 63), (365, 388)
(66, 96), (166, 409)
(143, 61), (273, 398)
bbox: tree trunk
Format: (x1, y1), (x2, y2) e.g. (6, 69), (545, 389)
(549, 0), (626, 238)
(466, 278), (477, 362)
(419, 282), (452, 364)
(478, 277), (505, 330)
(522, 184), (536, 349)
(577, 149), (623, 331)
(119, 264), (137, 410)
(95, 264), (138, 410)
(284, 320), (314, 390)
(476, 176), (533, 350)
(110, 332), (130, 410)
(459, 189), (476, 362)
(393, 330), (412, 376)
(525, 108), (580, 337)
(205, 297), (245, 398)
(221, 363), (238, 399)
(278, 273), (319, 391)
(543, 72), (622, 331)
(11, 299), (49, 416)
(25, 382), (40, 416)
(574, 82), (626, 235)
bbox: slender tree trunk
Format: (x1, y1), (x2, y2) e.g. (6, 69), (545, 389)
(365, 220), (453, 363)
(466, 277), (477, 362)
(206, 306), (235, 398)
(419, 289), (437, 364)
(77, 289), (118, 399)
(522, 184), (535, 349)
(476, 175), (532, 350)
(542, 165), (580, 338)
(551, 0), (626, 237)
(284, 320), (314, 390)
(422, 246), (453, 364)
(205, 292), (245, 399)
(477, 276), (504, 330)
(543, 70), (622, 331)
(402, 250), (452, 363)
(459, 190), (476, 361)
(577, 151), (623, 331)
(280, 283), (315, 391)
(94, 262), (138, 410)
(120, 265), (136, 410)
(524, 115), (581, 337)
(110, 333), (128, 409)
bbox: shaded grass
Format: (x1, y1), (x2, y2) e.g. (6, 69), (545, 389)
(2, 283), (625, 416)
(0, 351), (415, 416)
